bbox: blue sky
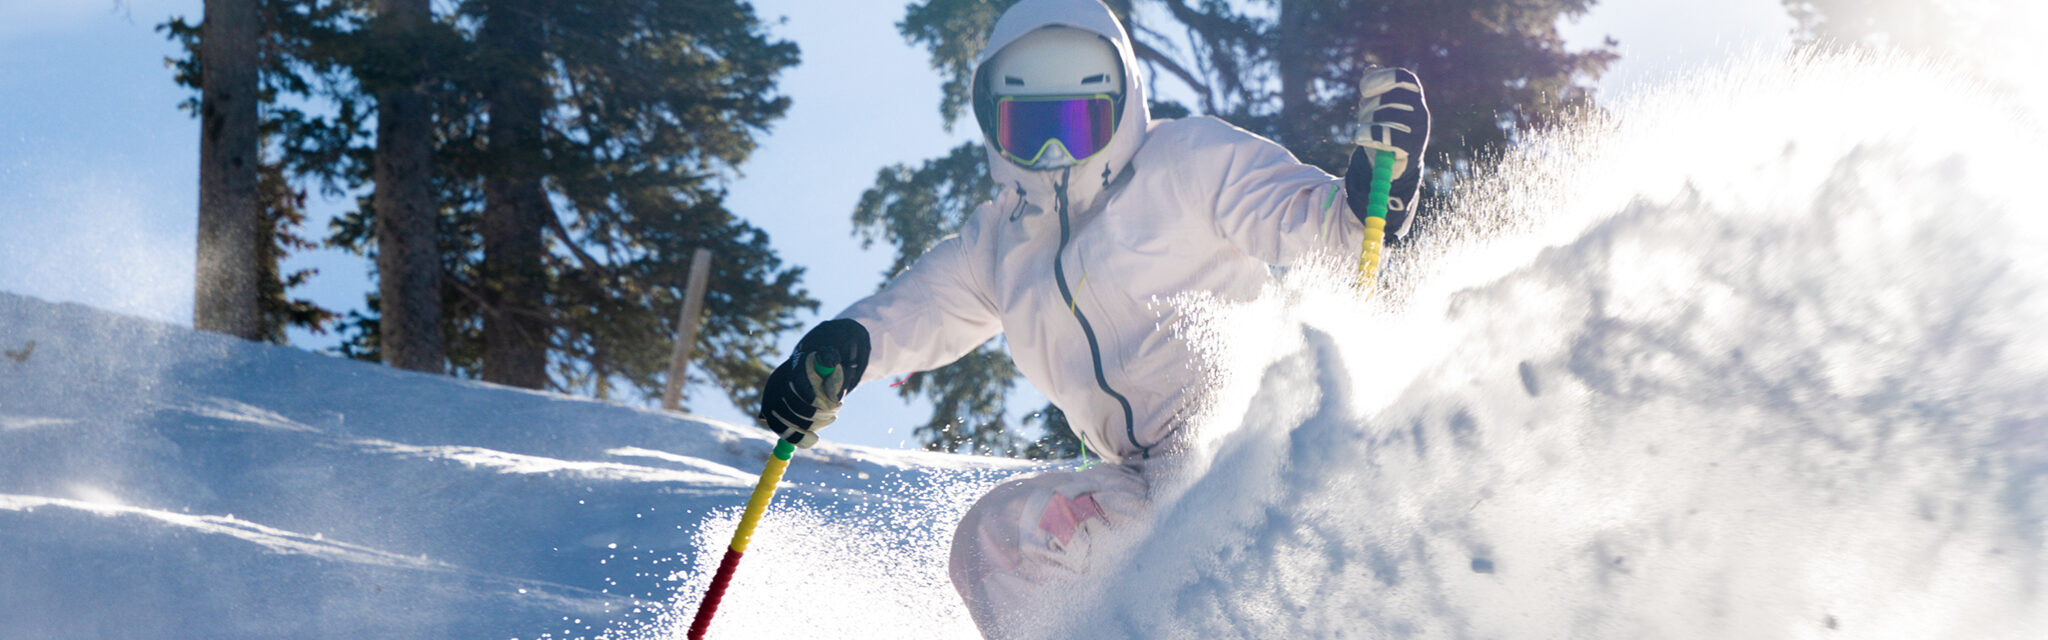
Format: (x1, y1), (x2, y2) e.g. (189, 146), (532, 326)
(0, 0), (1791, 450)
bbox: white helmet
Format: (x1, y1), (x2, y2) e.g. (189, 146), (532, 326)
(979, 26), (1125, 170)
(987, 26), (1124, 97)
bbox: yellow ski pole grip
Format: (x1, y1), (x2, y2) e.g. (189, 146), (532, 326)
(731, 441), (793, 552)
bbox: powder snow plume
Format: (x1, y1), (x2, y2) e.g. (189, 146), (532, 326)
(617, 48), (2048, 640)
(1030, 48), (2048, 639)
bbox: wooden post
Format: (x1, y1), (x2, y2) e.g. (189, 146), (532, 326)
(663, 248), (714, 411)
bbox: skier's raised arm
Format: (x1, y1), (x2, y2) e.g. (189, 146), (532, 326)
(837, 213), (1005, 380)
(756, 208), (1003, 448)
(1199, 67), (1432, 267)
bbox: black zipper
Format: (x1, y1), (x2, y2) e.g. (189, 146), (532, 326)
(1050, 169), (1147, 459)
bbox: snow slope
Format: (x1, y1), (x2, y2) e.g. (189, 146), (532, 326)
(7, 47), (2048, 640)
(0, 292), (1026, 639)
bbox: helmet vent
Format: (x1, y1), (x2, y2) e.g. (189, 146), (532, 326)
(1005, 76), (1025, 86)
(1082, 74), (1109, 84)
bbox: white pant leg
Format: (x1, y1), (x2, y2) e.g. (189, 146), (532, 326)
(948, 462), (1151, 637)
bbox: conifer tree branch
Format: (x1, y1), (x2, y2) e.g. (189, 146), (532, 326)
(543, 213), (619, 286)
(1131, 37), (1214, 113)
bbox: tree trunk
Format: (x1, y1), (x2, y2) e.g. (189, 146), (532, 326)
(371, 0), (445, 373)
(480, 0), (550, 389)
(193, 0), (262, 340)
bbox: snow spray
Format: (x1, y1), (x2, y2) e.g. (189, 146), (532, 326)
(685, 439), (795, 639)
(1038, 46), (2048, 639)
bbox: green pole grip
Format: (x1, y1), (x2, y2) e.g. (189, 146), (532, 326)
(1368, 149), (1394, 221)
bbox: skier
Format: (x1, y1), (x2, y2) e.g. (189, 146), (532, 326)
(757, 0), (1428, 633)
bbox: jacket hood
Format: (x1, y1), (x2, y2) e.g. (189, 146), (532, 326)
(971, 0), (1150, 215)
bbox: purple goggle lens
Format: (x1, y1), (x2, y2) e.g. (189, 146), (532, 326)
(996, 95), (1115, 166)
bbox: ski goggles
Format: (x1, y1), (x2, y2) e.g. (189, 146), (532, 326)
(995, 94), (1116, 167)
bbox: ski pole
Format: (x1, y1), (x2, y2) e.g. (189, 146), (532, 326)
(1356, 148), (1396, 294)
(686, 438), (797, 640)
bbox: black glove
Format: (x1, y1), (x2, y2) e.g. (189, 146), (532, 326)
(1345, 67), (1431, 242)
(757, 318), (870, 448)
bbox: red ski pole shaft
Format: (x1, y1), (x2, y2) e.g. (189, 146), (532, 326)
(687, 439), (796, 640)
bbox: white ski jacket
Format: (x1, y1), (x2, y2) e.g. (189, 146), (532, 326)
(838, 0), (1368, 462)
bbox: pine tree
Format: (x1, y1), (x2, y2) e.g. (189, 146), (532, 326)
(474, 0), (551, 389)
(329, 0), (812, 411)
(191, 0), (264, 341)
(167, 0), (342, 345)
(861, 0), (1617, 457)
(367, 0), (445, 372)
(170, 0), (813, 412)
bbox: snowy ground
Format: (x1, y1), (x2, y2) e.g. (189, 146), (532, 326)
(7, 47), (2048, 640)
(0, 291), (1026, 639)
